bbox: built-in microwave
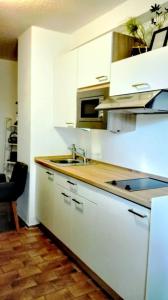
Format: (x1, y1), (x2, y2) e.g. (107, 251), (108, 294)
(77, 86), (109, 129)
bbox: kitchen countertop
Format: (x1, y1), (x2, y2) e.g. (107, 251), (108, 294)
(35, 155), (168, 208)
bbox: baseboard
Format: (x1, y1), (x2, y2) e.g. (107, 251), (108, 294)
(39, 223), (123, 300)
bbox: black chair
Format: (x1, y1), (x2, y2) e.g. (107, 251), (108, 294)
(0, 162), (28, 232)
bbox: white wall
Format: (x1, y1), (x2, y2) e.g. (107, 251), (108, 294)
(17, 28), (32, 223)
(70, 114), (168, 178)
(18, 26), (78, 225)
(71, 0), (168, 48)
(0, 59), (17, 172)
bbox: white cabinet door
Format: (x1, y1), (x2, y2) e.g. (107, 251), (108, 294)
(77, 33), (112, 88)
(36, 165), (55, 232)
(93, 192), (150, 300)
(53, 185), (71, 247)
(54, 50), (77, 127)
(70, 195), (97, 266)
(110, 46), (168, 96)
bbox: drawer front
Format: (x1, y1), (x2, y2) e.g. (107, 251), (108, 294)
(54, 171), (78, 193)
(54, 170), (101, 204)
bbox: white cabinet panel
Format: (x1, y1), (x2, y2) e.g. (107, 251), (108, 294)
(110, 46), (168, 96)
(53, 185), (71, 247)
(54, 172), (97, 264)
(93, 192), (150, 300)
(77, 33), (112, 88)
(70, 195), (97, 266)
(54, 50), (77, 127)
(36, 165), (55, 231)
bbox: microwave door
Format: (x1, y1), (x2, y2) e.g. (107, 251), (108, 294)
(79, 98), (100, 121)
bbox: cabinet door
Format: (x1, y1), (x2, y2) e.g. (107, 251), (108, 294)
(110, 46), (168, 96)
(52, 185), (71, 247)
(93, 192), (150, 300)
(77, 33), (112, 88)
(70, 195), (97, 266)
(54, 50), (77, 127)
(36, 165), (55, 231)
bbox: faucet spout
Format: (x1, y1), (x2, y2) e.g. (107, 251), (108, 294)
(68, 144), (76, 159)
(77, 147), (87, 164)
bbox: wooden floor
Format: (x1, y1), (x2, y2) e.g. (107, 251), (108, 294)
(0, 227), (111, 300)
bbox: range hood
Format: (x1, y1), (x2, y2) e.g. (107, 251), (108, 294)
(95, 89), (168, 114)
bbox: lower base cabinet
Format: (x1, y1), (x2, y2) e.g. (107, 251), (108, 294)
(36, 165), (55, 231)
(52, 185), (71, 247)
(70, 193), (97, 266)
(93, 191), (150, 300)
(36, 165), (150, 300)
(53, 183), (97, 266)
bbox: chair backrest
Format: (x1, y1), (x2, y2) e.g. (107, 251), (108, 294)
(10, 162), (28, 198)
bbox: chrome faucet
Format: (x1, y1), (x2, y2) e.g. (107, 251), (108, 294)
(76, 147), (87, 164)
(68, 144), (76, 159)
(68, 144), (87, 164)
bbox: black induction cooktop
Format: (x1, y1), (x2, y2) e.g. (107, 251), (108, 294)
(106, 177), (168, 192)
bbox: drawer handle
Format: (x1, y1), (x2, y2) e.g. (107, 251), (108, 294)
(72, 198), (82, 205)
(67, 180), (76, 186)
(61, 192), (70, 198)
(46, 171), (54, 176)
(128, 209), (147, 218)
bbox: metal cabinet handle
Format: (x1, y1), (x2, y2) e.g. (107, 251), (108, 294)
(72, 198), (83, 205)
(61, 192), (70, 198)
(131, 82), (149, 88)
(66, 122), (74, 125)
(46, 171), (54, 176)
(96, 75), (108, 82)
(67, 180), (76, 186)
(110, 130), (121, 134)
(128, 209), (147, 218)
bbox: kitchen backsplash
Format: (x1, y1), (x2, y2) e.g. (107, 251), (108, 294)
(73, 114), (168, 177)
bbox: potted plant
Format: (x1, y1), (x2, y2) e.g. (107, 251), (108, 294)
(125, 17), (148, 55)
(125, 3), (168, 55)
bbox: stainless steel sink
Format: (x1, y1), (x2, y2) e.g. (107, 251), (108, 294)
(49, 158), (92, 166)
(50, 158), (83, 165)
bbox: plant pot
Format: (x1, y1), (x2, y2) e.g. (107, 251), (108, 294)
(131, 46), (148, 56)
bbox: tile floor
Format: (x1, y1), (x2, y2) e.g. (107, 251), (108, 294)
(0, 227), (112, 299)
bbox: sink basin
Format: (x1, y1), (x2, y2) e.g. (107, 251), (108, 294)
(49, 158), (93, 166)
(50, 158), (84, 165)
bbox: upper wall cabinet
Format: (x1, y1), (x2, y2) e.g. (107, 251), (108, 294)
(77, 32), (135, 89)
(54, 49), (77, 127)
(77, 33), (112, 88)
(110, 46), (168, 96)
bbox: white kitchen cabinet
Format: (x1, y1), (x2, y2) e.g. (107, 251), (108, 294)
(70, 194), (97, 266)
(54, 49), (77, 127)
(53, 185), (72, 247)
(36, 165), (150, 299)
(107, 112), (136, 133)
(93, 191), (150, 300)
(110, 46), (168, 96)
(54, 171), (97, 265)
(36, 165), (55, 232)
(77, 32), (112, 88)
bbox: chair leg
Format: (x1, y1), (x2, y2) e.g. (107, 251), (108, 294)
(11, 201), (20, 232)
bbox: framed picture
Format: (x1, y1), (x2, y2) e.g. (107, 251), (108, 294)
(149, 27), (168, 51)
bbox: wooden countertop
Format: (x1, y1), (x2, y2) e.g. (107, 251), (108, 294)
(35, 155), (168, 209)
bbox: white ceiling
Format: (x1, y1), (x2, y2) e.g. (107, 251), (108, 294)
(0, 0), (126, 60)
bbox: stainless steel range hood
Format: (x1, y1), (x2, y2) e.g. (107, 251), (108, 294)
(95, 89), (168, 114)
